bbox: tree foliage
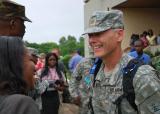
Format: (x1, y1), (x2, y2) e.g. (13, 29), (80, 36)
(59, 35), (84, 56)
(25, 36), (84, 55)
(25, 35), (84, 69)
(59, 36), (66, 44)
(25, 41), (58, 54)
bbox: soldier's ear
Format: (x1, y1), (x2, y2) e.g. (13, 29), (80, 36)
(9, 19), (16, 29)
(116, 29), (124, 42)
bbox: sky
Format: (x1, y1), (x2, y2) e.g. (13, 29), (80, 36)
(15, 0), (84, 44)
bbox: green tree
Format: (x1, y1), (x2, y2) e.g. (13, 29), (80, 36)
(39, 42), (58, 53)
(25, 41), (58, 54)
(59, 35), (77, 56)
(77, 37), (84, 56)
(59, 36), (66, 44)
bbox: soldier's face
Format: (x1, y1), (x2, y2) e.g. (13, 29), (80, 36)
(88, 29), (124, 59)
(10, 18), (26, 37)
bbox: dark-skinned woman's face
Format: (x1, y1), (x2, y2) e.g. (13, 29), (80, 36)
(48, 55), (57, 68)
(23, 49), (35, 90)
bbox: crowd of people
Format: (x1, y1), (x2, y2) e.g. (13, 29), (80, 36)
(126, 29), (160, 68)
(129, 29), (160, 50)
(0, 0), (160, 114)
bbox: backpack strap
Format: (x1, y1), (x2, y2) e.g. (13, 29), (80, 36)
(114, 58), (144, 114)
(87, 58), (102, 114)
(92, 58), (102, 87)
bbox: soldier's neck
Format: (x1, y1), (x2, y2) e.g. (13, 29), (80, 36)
(103, 49), (123, 72)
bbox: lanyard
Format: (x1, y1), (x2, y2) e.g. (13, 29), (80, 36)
(84, 58), (101, 88)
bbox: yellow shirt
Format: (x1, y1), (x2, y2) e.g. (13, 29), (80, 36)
(146, 35), (156, 45)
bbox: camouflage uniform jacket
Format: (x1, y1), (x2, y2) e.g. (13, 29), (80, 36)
(69, 54), (160, 114)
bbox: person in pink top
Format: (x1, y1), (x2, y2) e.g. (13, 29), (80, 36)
(40, 53), (64, 114)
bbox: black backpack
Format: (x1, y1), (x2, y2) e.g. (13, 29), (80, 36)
(89, 58), (144, 114)
(113, 59), (143, 114)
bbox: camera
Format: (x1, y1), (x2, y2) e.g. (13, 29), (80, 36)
(48, 80), (64, 88)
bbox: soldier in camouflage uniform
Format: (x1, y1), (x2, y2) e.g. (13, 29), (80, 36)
(0, 0), (47, 108)
(69, 10), (160, 114)
(0, 0), (31, 38)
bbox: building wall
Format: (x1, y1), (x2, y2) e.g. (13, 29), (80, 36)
(105, 0), (127, 8)
(120, 8), (160, 49)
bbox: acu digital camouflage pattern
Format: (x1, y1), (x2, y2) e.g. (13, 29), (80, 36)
(83, 10), (124, 35)
(0, 0), (31, 22)
(152, 55), (160, 71)
(69, 54), (160, 114)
